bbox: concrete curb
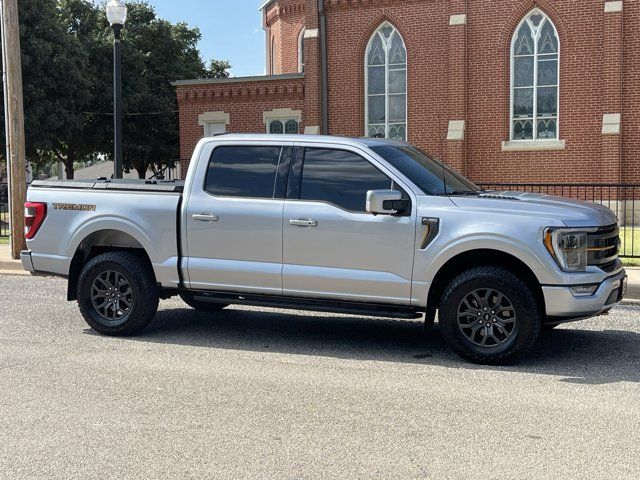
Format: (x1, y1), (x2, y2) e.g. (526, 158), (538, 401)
(0, 244), (24, 272)
(0, 260), (23, 272)
(0, 269), (29, 276)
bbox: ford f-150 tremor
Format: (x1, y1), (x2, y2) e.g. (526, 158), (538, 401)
(21, 134), (627, 363)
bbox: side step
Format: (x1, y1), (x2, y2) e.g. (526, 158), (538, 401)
(191, 290), (423, 319)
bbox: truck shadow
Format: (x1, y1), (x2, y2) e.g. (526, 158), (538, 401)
(128, 303), (640, 385)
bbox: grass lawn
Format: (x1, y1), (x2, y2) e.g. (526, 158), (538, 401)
(1, 211), (7, 245)
(620, 227), (640, 266)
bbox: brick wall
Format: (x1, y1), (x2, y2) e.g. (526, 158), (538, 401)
(324, 0), (450, 162)
(176, 0), (640, 184)
(265, 0), (306, 74)
(175, 76), (305, 173)
(623, 0), (640, 184)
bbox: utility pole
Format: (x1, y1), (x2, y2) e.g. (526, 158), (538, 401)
(1, 0), (26, 259)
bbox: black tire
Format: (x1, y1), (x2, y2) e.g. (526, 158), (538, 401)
(179, 292), (228, 312)
(77, 251), (159, 336)
(438, 266), (542, 364)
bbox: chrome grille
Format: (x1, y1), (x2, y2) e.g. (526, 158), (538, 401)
(588, 224), (620, 272)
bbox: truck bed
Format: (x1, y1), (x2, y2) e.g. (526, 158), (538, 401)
(25, 181), (183, 288)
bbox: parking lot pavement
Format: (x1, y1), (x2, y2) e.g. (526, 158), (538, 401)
(1, 274), (639, 480)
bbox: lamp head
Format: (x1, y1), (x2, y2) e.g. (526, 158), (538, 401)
(106, 0), (127, 27)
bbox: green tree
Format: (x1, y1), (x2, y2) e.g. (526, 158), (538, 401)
(2, 0), (229, 180)
(112, 2), (230, 178)
(206, 59), (231, 79)
(1, 0), (93, 178)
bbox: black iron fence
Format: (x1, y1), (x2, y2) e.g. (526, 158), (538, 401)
(1, 180), (638, 258)
(477, 183), (639, 259)
(0, 182), (8, 238)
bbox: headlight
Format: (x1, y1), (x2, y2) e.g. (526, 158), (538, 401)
(544, 228), (588, 272)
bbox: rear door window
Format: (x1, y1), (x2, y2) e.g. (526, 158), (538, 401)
(205, 146), (282, 198)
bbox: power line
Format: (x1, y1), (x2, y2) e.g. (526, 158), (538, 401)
(79, 110), (179, 116)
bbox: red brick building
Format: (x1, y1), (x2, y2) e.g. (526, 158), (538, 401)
(173, 0), (639, 184)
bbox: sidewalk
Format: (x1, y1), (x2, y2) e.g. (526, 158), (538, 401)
(1, 243), (639, 299)
(626, 267), (640, 301)
(0, 243), (27, 274)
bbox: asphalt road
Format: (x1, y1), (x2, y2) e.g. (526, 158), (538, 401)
(1, 274), (639, 480)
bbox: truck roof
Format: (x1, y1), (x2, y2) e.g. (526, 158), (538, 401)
(201, 133), (408, 149)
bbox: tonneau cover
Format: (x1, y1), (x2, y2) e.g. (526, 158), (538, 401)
(29, 178), (184, 193)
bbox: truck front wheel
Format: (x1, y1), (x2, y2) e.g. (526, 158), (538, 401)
(438, 266), (541, 364)
(77, 251), (159, 336)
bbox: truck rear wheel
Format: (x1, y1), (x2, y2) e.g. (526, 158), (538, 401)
(179, 292), (228, 312)
(77, 251), (159, 336)
(438, 266), (541, 364)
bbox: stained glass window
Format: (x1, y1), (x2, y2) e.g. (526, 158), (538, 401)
(285, 119), (299, 134)
(365, 23), (407, 141)
(267, 119), (299, 134)
(269, 120), (284, 134)
(511, 9), (559, 140)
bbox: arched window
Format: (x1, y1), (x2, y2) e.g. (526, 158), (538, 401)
(298, 28), (305, 73)
(365, 22), (407, 141)
(511, 9), (559, 140)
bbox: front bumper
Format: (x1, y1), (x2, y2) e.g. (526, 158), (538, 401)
(20, 250), (35, 272)
(543, 269), (627, 319)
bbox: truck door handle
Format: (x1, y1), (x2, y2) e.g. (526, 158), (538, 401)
(193, 213), (219, 222)
(289, 218), (318, 227)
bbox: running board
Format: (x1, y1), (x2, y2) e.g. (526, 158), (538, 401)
(191, 291), (423, 319)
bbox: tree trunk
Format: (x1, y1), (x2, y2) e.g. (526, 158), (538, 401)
(64, 158), (74, 179)
(136, 165), (146, 179)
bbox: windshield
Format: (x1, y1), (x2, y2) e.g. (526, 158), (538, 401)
(370, 145), (480, 196)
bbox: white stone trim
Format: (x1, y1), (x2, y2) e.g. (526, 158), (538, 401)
(263, 108), (302, 134)
(298, 28), (305, 73)
(602, 113), (621, 135)
(304, 28), (319, 39)
(304, 126), (320, 135)
(198, 111), (230, 126)
(446, 120), (465, 140)
(604, 1), (623, 13)
(449, 14), (467, 26)
(501, 139), (566, 151)
(262, 108), (302, 124)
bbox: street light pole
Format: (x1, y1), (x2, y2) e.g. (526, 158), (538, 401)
(106, 0), (127, 180)
(113, 24), (123, 179)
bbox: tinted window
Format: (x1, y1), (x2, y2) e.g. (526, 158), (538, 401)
(370, 145), (479, 196)
(205, 146), (282, 198)
(300, 148), (392, 212)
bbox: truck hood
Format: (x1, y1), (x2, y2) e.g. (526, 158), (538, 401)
(448, 191), (618, 227)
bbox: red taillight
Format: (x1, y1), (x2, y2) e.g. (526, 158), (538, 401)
(24, 202), (47, 239)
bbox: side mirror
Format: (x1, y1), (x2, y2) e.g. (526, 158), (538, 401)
(366, 190), (408, 215)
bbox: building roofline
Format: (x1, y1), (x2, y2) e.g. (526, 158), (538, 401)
(258, 0), (275, 12)
(171, 73), (304, 87)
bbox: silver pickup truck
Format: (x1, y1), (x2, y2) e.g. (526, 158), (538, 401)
(21, 134), (627, 363)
